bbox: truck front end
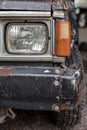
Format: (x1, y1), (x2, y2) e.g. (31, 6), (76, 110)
(0, 0), (84, 126)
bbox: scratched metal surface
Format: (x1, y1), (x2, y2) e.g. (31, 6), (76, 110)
(0, 0), (52, 11)
(0, 75), (86, 130)
(0, 0), (74, 11)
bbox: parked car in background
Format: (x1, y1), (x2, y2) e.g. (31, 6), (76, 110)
(75, 0), (87, 27)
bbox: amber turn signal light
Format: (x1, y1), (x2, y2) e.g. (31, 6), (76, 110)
(55, 21), (71, 57)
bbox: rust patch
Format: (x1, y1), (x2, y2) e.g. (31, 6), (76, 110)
(60, 104), (73, 111)
(72, 12), (77, 20)
(52, 0), (74, 10)
(75, 80), (83, 108)
(0, 67), (14, 76)
(60, 81), (84, 111)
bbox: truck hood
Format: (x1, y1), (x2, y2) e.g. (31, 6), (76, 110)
(0, 0), (74, 11)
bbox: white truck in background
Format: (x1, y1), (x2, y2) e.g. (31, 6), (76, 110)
(75, 0), (87, 27)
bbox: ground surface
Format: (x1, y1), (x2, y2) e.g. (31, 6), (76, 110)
(0, 28), (87, 130)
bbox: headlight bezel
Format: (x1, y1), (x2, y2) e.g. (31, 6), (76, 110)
(6, 22), (49, 55)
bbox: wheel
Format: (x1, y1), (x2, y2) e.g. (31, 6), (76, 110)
(52, 46), (84, 127)
(78, 13), (86, 28)
(53, 106), (81, 127)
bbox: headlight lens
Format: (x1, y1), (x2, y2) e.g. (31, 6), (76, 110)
(6, 23), (48, 54)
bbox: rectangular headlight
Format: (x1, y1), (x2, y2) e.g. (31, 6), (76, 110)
(6, 23), (48, 54)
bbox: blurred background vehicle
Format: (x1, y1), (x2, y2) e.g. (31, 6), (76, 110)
(74, 0), (87, 27)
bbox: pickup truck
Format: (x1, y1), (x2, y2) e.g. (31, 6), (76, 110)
(0, 0), (84, 127)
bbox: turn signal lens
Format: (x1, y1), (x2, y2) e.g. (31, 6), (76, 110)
(55, 21), (71, 57)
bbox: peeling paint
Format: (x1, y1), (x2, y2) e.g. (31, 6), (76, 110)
(75, 80), (83, 108)
(44, 70), (51, 73)
(0, 67), (14, 76)
(52, 0), (74, 10)
(60, 104), (73, 110)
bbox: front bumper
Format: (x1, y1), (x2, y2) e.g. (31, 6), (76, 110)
(0, 64), (83, 112)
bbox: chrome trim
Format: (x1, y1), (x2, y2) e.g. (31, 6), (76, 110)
(53, 11), (65, 18)
(0, 11), (51, 17)
(53, 19), (55, 55)
(0, 55), (52, 62)
(0, 12), (65, 62)
(53, 56), (65, 63)
(0, 55), (65, 62)
(0, 18), (52, 62)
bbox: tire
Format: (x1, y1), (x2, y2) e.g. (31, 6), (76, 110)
(53, 106), (81, 127)
(78, 13), (86, 28)
(52, 46), (84, 127)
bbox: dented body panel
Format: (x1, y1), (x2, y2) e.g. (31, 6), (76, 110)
(0, 46), (84, 111)
(0, 66), (83, 111)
